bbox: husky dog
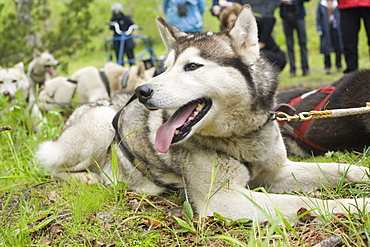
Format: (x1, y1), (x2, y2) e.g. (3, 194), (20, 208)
(37, 6), (370, 222)
(277, 70), (370, 157)
(27, 49), (59, 88)
(0, 62), (44, 132)
(0, 63), (30, 100)
(71, 62), (156, 103)
(38, 76), (77, 111)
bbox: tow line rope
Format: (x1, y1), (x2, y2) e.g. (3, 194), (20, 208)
(271, 102), (370, 122)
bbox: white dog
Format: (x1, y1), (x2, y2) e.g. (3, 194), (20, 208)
(27, 49), (59, 89)
(71, 62), (155, 103)
(0, 62), (44, 131)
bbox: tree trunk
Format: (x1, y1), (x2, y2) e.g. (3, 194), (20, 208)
(13, 0), (41, 47)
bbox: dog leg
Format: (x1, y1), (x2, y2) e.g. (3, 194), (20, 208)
(252, 161), (370, 193)
(182, 154), (369, 221)
(51, 171), (104, 184)
(201, 187), (369, 222)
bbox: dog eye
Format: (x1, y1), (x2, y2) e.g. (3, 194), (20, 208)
(184, 63), (203, 71)
(12, 80), (17, 83)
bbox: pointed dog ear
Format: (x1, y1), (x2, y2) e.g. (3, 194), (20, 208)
(156, 17), (187, 52)
(14, 62), (24, 71)
(33, 49), (41, 57)
(228, 5), (259, 65)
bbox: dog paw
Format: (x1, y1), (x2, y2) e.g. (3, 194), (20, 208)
(72, 172), (104, 184)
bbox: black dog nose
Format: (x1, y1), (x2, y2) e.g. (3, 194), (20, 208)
(135, 85), (153, 104)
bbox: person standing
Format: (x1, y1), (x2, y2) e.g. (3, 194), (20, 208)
(316, 0), (343, 74)
(110, 2), (135, 66)
(163, 0), (205, 33)
(280, 0), (310, 77)
(338, 0), (370, 73)
(233, 0), (285, 72)
(234, 0), (280, 17)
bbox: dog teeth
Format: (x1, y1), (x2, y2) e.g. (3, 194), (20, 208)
(188, 117), (194, 121)
(175, 129), (179, 135)
(196, 103), (205, 112)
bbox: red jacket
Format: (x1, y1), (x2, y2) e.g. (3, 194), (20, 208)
(338, 0), (370, 9)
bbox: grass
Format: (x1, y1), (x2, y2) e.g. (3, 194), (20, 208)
(1, 99), (370, 246)
(1, 0), (370, 246)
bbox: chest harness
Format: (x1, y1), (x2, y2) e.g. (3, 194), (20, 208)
(277, 85), (336, 152)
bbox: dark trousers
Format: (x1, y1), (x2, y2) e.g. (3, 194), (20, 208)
(282, 18), (309, 73)
(324, 25), (342, 69)
(114, 41), (135, 66)
(340, 7), (370, 73)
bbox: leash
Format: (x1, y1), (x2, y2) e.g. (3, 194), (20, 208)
(271, 102), (370, 122)
(270, 102), (370, 152)
(111, 94), (158, 183)
(271, 83), (368, 152)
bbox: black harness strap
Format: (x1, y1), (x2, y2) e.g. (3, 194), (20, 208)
(99, 69), (111, 98)
(67, 79), (78, 84)
(112, 94), (155, 180)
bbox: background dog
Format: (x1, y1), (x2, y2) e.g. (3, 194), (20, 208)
(37, 6), (370, 222)
(37, 77), (77, 111)
(71, 61), (155, 103)
(0, 62), (44, 132)
(37, 62), (156, 111)
(277, 70), (370, 157)
(0, 62), (30, 100)
(27, 49), (59, 89)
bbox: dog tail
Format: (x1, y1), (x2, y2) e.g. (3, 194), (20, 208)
(36, 140), (64, 173)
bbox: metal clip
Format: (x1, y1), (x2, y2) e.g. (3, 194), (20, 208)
(297, 112), (312, 121)
(274, 112), (298, 122)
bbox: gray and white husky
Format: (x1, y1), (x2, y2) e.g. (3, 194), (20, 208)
(37, 6), (370, 222)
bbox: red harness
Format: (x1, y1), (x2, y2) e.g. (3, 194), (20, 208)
(278, 85), (336, 152)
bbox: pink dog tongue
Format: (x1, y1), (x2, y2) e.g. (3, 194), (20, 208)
(45, 67), (57, 77)
(155, 102), (198, 153)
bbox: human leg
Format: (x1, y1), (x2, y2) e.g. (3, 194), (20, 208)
(283, 19), (296, 76)
(324, 55), (331, 74)
(296, 19), (309, 75)
(113, 40), (120, 61)
(360, 7), (370, 66)
(340, 8), (361, 73)
(125, 48), (135, 66)
(330, 25), (342, 70)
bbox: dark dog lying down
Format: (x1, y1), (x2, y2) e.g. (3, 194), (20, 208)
(277, 70), (370, 157)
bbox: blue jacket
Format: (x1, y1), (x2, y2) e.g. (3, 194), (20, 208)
(280, 0), (310, 20)
(163, 0), (205, 32)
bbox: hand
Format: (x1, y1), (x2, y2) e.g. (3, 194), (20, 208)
(219, 0), (232, 7)
(212, 5), (222, 16)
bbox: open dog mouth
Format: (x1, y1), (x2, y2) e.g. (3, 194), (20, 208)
(2, 93), (15, 103)
(155, 98), (212, 153)
(45, 65), (57, 77)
